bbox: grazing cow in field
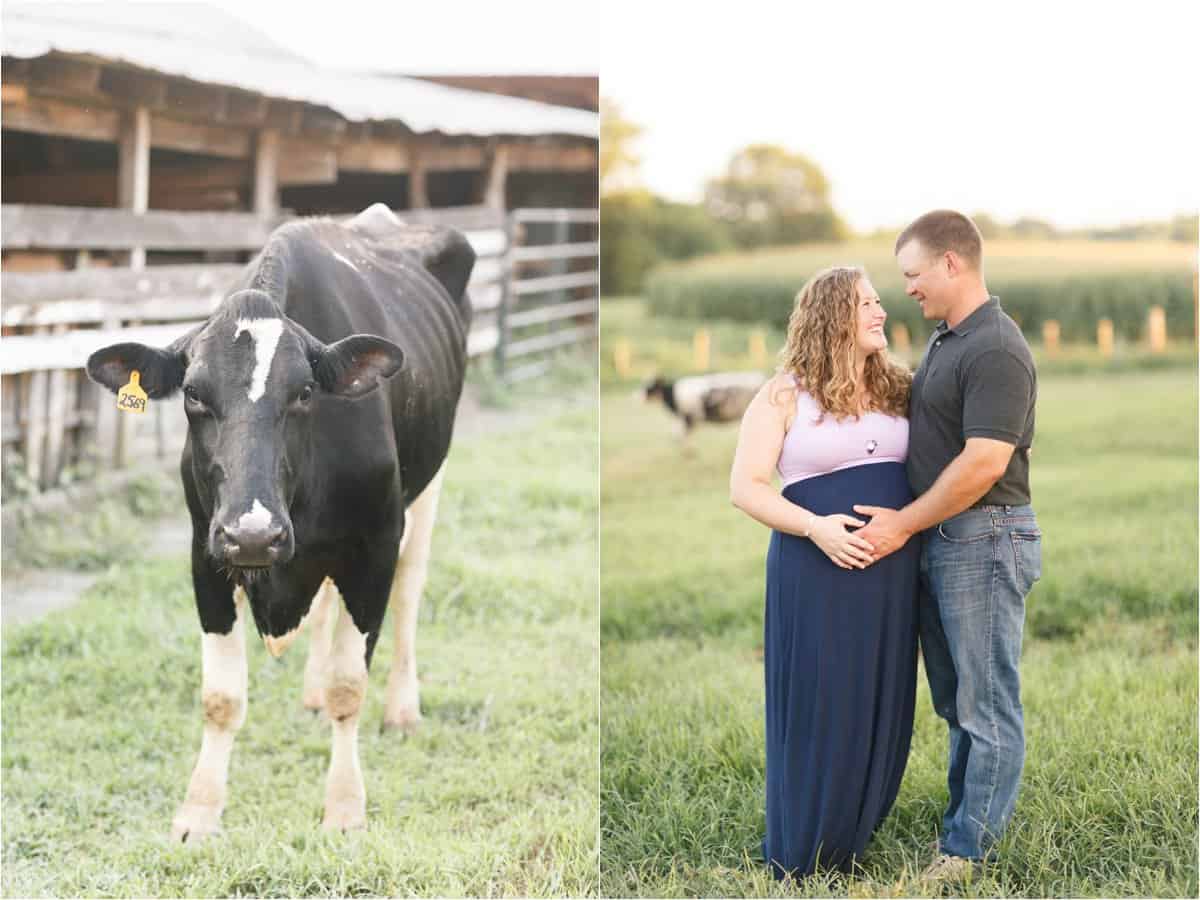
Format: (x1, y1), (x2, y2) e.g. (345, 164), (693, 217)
(641, 372), (766, 436)
(86, 203), (473, 841)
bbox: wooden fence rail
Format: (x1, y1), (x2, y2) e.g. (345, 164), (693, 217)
(1, 204), (596, 494)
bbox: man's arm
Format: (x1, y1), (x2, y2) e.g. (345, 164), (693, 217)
(854, 437), (1014, 558)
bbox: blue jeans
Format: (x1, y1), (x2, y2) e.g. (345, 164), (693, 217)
(919, 504), (1042, 861)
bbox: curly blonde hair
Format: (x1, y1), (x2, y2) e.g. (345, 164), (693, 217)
(777, 266), (911, 420)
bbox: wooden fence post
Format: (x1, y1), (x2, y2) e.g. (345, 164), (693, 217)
(749, 330), (767, 367)
(613, 338), (633, 379)
(1097, 318), (1114, 357)
(693, 329), (711, 371)
(117, 106), (150, 270)
(1148, 306), (1167, 353)
(494, 212), (515, 375)
(1042, 320), (1061, 357)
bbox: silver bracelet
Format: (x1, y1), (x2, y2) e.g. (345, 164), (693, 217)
(804, 512), (816, 538)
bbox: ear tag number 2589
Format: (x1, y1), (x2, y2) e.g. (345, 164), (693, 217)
(117, 370), (148, 414)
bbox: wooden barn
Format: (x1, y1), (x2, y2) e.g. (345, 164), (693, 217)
(0, 2), (599, 496)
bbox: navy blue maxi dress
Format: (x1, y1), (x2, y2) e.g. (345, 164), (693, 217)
(761, 460), (919, 879)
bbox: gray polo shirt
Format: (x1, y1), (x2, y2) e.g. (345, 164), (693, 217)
(907, 296), (1036, 506)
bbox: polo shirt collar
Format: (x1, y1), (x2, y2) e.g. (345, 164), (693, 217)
(941, 295), (1000, 336)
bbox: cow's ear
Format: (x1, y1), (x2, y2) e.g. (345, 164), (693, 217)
(313, 334), (405, 399)
(86, 341), (187, 399)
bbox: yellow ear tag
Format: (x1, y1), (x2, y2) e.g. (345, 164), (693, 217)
(116, 370), (149, 414)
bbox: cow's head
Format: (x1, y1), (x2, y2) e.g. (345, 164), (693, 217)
(86, 290), (404, 573)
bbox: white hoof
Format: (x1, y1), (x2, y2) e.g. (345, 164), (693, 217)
(321, 799), (366, 832)
(170, 803), (222, 844)
(382, 707), (422, 735)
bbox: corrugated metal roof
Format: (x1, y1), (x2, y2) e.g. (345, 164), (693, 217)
(1, 2), (598, 140)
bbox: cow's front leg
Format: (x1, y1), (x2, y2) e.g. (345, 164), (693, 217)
(171, 586), (248, 843)
(302, 578), (338, 711)
(321, 580), (370, 830)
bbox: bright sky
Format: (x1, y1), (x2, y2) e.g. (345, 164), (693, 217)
(212, 1), (1196, 233)
(598, 2), (1198, 232)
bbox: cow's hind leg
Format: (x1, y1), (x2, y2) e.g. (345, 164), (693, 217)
(171, 588), (248, 843)
(301, 579), (338, 711)
(383, 466), (445, 734)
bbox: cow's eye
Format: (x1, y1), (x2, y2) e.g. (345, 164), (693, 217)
(184, 386), (206, 410)
(297, 384), (314, 405)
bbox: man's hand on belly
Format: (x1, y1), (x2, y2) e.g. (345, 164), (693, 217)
(852, 505), (914, 562)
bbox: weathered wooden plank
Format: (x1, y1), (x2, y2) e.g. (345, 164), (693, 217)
(225, 92), (269, 126)
(394, 205), (507, 230)
(505, 323), (598, 359)
(1, 83), (29, 104)
(337, 138), (411, 173)
(1, 264), (243, 304)
(510, 241), (599, 262)
(149, 114), (252, 158)
(2, 296), (219, 328)
(277, 138), (338, 184)
(511, 208), (599, 225)
(30, 55), (102, 97)
(166, 80), (228, 121)
(466, 325), (499, 357)
(299, 107), (346, 138)
(1, 206), (277, 250)
(0, 317), (502, 375)
(512, 270), (599, 296)
(2, 93), (121, 141)
(470, 283), (503, 313)
(504, 142), (598, 172)
(506, 298), (598, 329)
(99, 67), (168, 110)
(264, 100), (303, 135)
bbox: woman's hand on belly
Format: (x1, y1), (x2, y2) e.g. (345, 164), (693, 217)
(810, 514), (877, 570)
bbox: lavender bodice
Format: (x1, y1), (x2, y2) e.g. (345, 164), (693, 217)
(778, 387), (909, 487)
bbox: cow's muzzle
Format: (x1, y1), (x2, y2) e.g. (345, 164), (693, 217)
(212, 519), (293, 568)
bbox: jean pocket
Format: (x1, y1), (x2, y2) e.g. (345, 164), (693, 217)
(937, 513), (993, 544)
(1012, 530), (1042, 595)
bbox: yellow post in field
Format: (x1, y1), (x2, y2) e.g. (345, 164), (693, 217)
(749, 330), (767, 367)
(1097, 318), (1114, 357)
(1148, 306), (1167, 353)
(891, 323), (911, 354)
(694, 328), (711, 370)
(1042, 320), (1061, 357)
(613, 338), (633, 379)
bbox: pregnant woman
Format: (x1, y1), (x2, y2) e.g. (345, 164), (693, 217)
(730, 266), (920, 879)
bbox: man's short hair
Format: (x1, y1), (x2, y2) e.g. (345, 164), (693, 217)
(895, 210), (983, 270)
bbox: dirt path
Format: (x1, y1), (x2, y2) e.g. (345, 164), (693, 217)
(2, 383), (593, 627)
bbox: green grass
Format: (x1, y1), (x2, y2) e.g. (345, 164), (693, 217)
(600, 303), (1198, 897)
(2, 398), (599, 898)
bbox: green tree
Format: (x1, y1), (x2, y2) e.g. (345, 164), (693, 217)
(600, 98), (642, 195)
(704, 144), (847, 248)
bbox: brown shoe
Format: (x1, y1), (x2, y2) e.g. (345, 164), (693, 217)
(920, 853), (977, 884)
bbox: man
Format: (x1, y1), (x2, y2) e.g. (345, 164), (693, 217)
(853, 210), (1042, 882)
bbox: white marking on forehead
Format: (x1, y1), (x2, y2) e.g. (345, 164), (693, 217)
(331, 251), (358, 272)
(236, 499), (273, 533)
(233, 317), (284, 403)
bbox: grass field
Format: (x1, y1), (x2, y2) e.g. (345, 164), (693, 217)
(600, 305), (1198, 897)
(2, 392), (599, 898)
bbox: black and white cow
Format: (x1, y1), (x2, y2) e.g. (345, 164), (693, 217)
(86, 203), (472, 841)
(641, 372), (766, 436)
